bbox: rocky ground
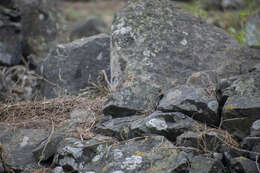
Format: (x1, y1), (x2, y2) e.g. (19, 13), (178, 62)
(0, 0), (260, 173)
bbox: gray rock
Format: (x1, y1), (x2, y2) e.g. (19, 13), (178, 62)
(230, 157), (258, 173)
(80, 135), (190, 173)
(108, 0), (260, 116)
(13, 0), (67, 64)
(176, 131), (224, 152)
(103, 82), (161, 117)
(41, 34), (110, 98)
(131, 111), (198, 141)
(251, 120), (260, 136)
(189, 156), (225, 173)
(222, 96), (260, 139)
(96, 115), (146, 140)
(245, 11), (260, 48)
(0, 124), (48, 171)
(158, 85), (218, 126)
(70, 16), (108, 41)
(0, 7), (22, 65)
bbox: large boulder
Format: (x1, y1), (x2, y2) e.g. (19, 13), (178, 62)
(104, 0), (260, 116)
(41, 34), (110, 98)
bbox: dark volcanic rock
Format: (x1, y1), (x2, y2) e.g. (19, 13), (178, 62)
(70, 16), (108, 41)
(0, 6), (22, 65)
(189, 156), (225, 173)
(107, 0), (260, 116)
(222, 96), (260, 138)
(41, 34), (110, 98)
(158, 85), (218, 126)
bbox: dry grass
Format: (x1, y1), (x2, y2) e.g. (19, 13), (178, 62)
(0, 96), (106, 129)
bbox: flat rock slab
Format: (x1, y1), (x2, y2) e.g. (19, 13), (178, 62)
(41, 34), (110, 98)
(107, 0), (260, 116)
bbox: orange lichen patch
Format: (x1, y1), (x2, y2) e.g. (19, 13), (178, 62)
(224, 104), (233, 110)
(191, 72), (201, 78)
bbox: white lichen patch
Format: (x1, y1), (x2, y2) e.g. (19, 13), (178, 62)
(121, 155), (143, 170)
(114, 149), (124, 160)
(146, 118), (167, 130)
(180, 38), (187, 46)
(20, 136), (29, 147)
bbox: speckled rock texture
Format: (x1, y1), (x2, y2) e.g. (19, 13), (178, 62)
(105, 0), (260, 116)
(245, 11), (260, 48)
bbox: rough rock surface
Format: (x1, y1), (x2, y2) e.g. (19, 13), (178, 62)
(70, 16), (108, 41)
(189, 156), (225, 173)
(245, 11), (260, 48)
(106, 0), (260, 116)
(222, 96), (260, 138)
(41, 34), (110, 98)
(13, 0), (67, 64)
(0, 6), (22, 65)
(158, 85), (218, 126)
(53, 135), (191, 173)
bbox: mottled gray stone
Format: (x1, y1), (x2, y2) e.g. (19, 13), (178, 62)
(245, 11), (260, 48)
(131, 111), (198, 141)
(96, 115), (146, 140)
(189, 156), (225, 173)
(158, 85), (218, 126)
(108, 0), (259, 116)
(103, 82), (161, 117)
(0, 124), (48, 171)
(41, 34), (110, 98)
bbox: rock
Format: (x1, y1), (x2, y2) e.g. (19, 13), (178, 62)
(0, 124), (48, 171)
(0, 6), (22, 65)
(80, 136), (190, 173)
(245, 11), (260, 48)
(96, 115), (146, 140)
(13, 0), (67, 65)
(158, 85), (218, 126)
(108, 0), (260, 116)
(70, 16), (108, 41)
(222, 96), (260, 139)
(103, 82), (161, 117)
(41, 34), (110, 98)
(230, 157), (258, 173)
(251, 120), (260, 136)
(176, 131), (224, 152)
(189, 155), (225, 173)
(131, 111), (198, 141)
